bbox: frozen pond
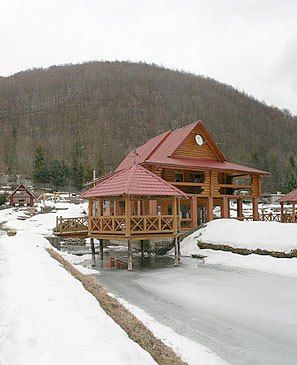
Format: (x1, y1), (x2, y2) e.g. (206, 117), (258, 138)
(95, 257), (297, 365)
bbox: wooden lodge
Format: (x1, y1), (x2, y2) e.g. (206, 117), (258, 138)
(88, 121), (269, 229)
(54, 120), (271, 270)
(8, 184), (36, 207)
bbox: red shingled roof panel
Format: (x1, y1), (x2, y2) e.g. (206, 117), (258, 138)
(82, 164), (187, 198)
(279, 188), (297, 202)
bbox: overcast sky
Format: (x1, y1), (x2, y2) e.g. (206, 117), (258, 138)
(1, 0), (297, 114)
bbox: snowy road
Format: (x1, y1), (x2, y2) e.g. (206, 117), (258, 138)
(96, 258), (297, 365)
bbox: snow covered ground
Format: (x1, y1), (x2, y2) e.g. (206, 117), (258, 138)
(178, 219), (297, 278)
(0, 206), (157, 365)
(194, 218), (297, 253)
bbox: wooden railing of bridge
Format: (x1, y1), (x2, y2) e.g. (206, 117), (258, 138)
(54, 216), (88, 236)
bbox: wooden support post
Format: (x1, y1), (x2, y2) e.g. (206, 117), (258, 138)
(292, 203), (296, 223)
(177, 197), (181, 231)
(174, 237), (179, 266)
(137, 201), (141, 215)
(207, 197), (214, 222)
(237, 198), (243, 219)
(280, 202), (284, 222)
(252, 197), (259, 221)
(173, 196), (178, 234)
(222, 197), (229, 218)
(128, 240), (133, 271)
(88, 198), (93, 236)
(177, 236), (181, 261)
(140, 240), (144, 259)
(90, 238), (96, 267)
(125, 195), (131, 236)
(190, 196), (198, 228)
(99, 239), (104, 260)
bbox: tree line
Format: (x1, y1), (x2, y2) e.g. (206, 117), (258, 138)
(32, 144), (105, 190)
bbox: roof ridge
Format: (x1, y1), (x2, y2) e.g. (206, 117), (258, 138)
(145, 130), (171, 161)
(124, 163), (137, 193)
(168, 121), (200, 157)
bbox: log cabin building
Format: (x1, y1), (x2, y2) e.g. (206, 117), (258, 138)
(87, 121), (269, 230)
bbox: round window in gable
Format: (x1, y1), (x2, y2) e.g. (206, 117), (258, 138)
(195, 134), (204, 146)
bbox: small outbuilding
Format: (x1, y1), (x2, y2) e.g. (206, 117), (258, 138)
(8, 184), (36, 207)
(279, 188), (297, 223)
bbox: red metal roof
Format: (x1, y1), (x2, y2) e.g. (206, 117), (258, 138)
(115, 121), (269, 176)
(279, 188), (297, 203)
(147, 157), (270, 175)
(82, 164), (188, 198)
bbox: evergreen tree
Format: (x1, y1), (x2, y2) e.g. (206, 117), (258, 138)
(33, 146), (49, 184)
(285, 156), (297, 193)
(49, 159), (70, 189)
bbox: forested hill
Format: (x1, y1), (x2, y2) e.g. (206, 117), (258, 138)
(0, 61), (296, 192)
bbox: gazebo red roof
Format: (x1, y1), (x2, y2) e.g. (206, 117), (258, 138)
(82, 164), (188, 198)
(279, 188), (297, 203)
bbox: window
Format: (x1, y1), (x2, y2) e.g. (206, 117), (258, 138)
(174, 172), (184, 182)
(190, 173), (205, 183)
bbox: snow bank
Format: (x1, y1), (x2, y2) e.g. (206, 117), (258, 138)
(197, 219), (297, 253)
(0, 230), (156, 365)
(178, 220), (297, 279)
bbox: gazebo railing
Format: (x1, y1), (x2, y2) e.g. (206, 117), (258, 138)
(90, 215), (175, 235)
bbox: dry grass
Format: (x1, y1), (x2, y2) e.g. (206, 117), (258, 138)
(198, 241), (297, 258)
(47, 249), (187, 365)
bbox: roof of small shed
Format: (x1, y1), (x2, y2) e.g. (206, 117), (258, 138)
(82, 164), (187, 198)
(279, 188), (297, 203)
(8, 184), (36, 199)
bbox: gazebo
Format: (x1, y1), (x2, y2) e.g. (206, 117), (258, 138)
(279, 188), (297, 223)
(81, 164), (187, 270)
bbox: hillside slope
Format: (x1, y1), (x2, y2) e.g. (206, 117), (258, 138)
(0, 61), (296, 191)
